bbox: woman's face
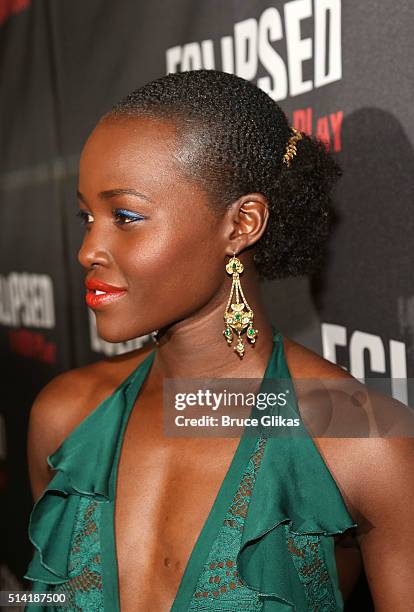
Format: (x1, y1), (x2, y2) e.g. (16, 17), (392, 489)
(77, 116), (227, 343)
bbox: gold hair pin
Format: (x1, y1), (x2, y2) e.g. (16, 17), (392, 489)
(283, 127), (303, 167)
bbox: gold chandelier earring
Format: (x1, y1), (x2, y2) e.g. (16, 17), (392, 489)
(223, 252), (258, 358)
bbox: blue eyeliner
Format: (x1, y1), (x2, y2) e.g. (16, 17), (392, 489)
(75, 208), (145, 226)
(114, 208), (145, 221)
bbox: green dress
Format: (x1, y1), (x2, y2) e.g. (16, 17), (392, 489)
(24, 327), (357, 611)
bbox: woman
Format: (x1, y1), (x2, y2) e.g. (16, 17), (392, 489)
(24, 70), (413, 611)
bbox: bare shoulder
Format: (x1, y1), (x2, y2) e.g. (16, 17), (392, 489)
(282, 333), (351, 379)
(281, 334), (414, 530)
(27, 343), (154, 500)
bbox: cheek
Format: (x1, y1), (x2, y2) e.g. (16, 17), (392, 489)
(122, 213), (225, 313)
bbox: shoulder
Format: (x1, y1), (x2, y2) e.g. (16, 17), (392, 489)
(30, 343), (155, 447)
(281, 338), (414, 605)
(281, 335), (414, 525)
(27, 343), (155, 499)
(282, 333), (351, 380)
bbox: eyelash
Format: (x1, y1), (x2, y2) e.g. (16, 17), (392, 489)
(76, 209), (145, 227)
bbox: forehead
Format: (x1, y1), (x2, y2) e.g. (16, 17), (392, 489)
(79, 116), (181, 194)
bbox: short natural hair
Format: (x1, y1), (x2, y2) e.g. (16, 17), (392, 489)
(103, 69), (341, 281)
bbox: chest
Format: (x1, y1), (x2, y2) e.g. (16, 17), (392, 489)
(114, 395), (240, 610)
(107, 392), (361, 611)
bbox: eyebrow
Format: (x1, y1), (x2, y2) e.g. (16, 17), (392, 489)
(76, 188), (152, 203)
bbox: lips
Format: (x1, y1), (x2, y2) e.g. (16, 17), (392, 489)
(84, 278), (127, 309)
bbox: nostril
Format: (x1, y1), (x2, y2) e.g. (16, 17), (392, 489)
(77, 244), (109, 269)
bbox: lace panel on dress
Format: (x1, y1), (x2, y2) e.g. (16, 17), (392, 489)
(48, 497), (104, 611)
(189, 437), (267, 611)
(286, 526), (337, 611)
(189, 436), (339, 611)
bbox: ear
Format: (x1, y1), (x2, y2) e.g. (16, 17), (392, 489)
(224, 193), (270, 255)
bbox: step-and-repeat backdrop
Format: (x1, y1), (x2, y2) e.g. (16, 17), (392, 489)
(1, 1), (413, 607)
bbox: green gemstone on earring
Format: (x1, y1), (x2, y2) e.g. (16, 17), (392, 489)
(235, 313), (241, 321)
(248, 327), (255, 336)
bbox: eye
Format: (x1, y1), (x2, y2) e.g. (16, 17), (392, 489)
(76, 210), (93, 226)
(113, 208), (146, 226)
(75, 208), (146, 228)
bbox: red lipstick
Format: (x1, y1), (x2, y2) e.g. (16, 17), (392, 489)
(84, 278), (127, 309)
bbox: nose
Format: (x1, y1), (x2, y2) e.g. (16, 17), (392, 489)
(77, 232), (111, 271)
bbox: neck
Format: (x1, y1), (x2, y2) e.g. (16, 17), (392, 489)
(150, 273), (276, 380)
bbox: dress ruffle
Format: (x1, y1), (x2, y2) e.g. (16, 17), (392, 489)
(236, 394), (358, 610)
(24, 379), (133, 585)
